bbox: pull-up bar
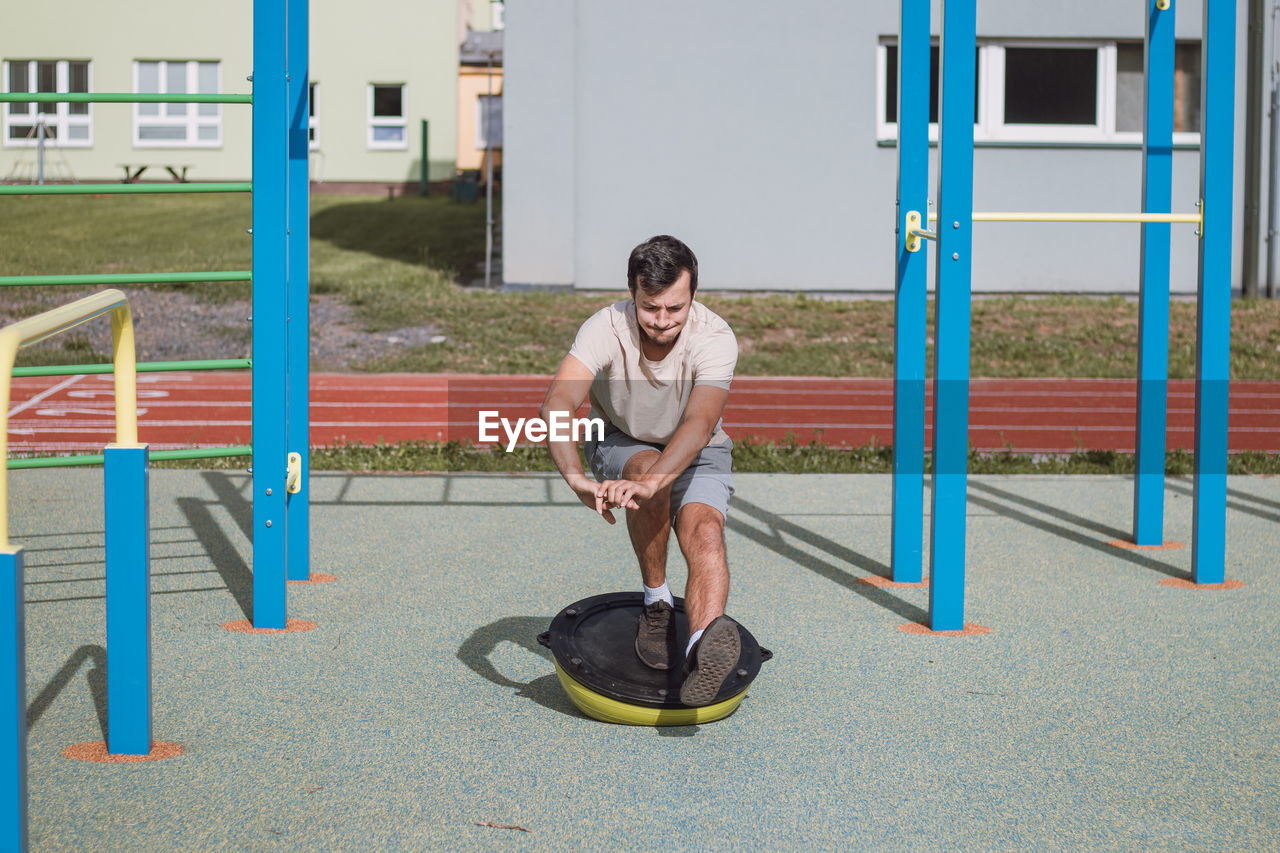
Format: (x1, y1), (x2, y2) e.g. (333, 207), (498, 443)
(903, 205), (1204, 252)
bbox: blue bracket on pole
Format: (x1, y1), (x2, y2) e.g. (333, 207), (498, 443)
(252, 0), (290, 627)
(928, 0), (976, 631)
(1192, 0), (1236, 585)
(891, 0), (931, 584)
(105, 444), (152, 755)
(1, 547), (28, 853)
(286, 0), (312, 582)
(1134, 0), (1175, 547)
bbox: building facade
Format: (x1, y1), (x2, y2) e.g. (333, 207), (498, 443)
(1, 0), (480, 188)
(503, 0), (1262, 294)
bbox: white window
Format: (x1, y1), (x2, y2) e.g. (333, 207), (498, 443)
(877, 39), (1201, 146)
(476, 94), (502, 149)
(133, 60), (221, 148)
(3, 59), (92, 147)
(368, 83), (406, 149)
(491, 1), (505, 30)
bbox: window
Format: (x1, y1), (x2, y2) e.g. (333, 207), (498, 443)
(491, 1), (505, 30)
(309, 81), (319, 149)
(3, 60), (92, 147)
(368, 83), (406, 149)
(476, 94), (502, 149)
(1114, 41), (1201, 136)
(878, 39), (1202, 145)
(134, 60), (221, 147)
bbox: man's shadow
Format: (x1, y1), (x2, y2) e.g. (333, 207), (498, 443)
(456, 616), (704, 736)
(457, 616), (579, 718)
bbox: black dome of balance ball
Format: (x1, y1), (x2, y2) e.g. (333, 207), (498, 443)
(538, 592), (772, 725)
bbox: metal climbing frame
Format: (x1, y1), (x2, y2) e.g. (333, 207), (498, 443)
(891, 0), (1237, 629)
(2, 0), (309, 847)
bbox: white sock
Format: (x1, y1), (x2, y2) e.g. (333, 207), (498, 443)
(643, 582), (674, 607)
(685, 628), (705, 657)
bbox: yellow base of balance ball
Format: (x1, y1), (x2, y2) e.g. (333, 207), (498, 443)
(553, 660), (748, 726)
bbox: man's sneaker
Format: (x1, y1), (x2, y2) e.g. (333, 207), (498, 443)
(679, 616), (741, 707)
(635, 600), (675, 670)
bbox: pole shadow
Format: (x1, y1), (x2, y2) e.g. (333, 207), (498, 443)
(963, 491), (1189, 581)
(726, 496), (927, 625)
(201, 471), (254, 541)
(457, 616), (579, 718)
(967, 480), (1132, 542)
(27, 644), (108, 740)
(177, 497), (253, 620)
(1164, 480), (1280, 523)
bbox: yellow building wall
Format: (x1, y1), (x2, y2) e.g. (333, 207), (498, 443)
(457, 65), (502, 174)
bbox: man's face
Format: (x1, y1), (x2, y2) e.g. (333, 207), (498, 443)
(632, 270), (693, 349)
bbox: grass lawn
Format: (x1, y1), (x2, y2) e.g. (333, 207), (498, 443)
(1, 192), (1277, 378)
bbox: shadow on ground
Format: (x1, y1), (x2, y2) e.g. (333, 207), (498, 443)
(457, 616), (579, 719)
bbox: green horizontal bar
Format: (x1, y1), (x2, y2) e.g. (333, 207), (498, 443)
(0, 183), (252, 195)
(8, 445), (253, 470)
(0, 271), (251, 287)
(0, 92), (252, 104)
(12, 358), (251, 377)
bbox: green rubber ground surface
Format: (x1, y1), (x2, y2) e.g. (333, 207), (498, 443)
(10, 469), (1280, 851)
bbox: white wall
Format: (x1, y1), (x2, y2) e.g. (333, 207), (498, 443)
(503, 0), (1256, 294)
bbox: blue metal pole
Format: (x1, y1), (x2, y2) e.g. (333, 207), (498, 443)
(1, 548), (27, 853)
(891, 0), (931, 584)
(253, 0), (290, 627)
(1192, 0), (1236, 584)
(928, 0), (976, 631)
(1134, 0), (1176, 547)
(286, 0), (312, 582)
(104, 444), (151, 755)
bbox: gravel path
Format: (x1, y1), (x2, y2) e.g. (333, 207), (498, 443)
(8, 289), (442, 372)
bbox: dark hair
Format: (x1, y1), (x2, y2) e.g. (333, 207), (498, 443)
(627, 235), (698, 297)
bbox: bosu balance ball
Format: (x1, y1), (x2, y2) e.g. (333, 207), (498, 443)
(538, 591), (772, 726)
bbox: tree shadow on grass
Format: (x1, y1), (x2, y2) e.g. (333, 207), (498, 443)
(310, 196), (486, 274)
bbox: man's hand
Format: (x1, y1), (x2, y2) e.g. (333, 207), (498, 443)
(596, 478), (656, 514)
(566, 473), (620, 524)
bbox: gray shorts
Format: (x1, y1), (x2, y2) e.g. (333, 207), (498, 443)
(586, 430), (735, 523)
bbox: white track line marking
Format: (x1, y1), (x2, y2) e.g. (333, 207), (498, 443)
(7, 374), (84, 419)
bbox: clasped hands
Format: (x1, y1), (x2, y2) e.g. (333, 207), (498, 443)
(570, 475), (658, 524)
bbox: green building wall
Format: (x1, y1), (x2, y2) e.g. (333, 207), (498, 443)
(0, 0), (459, 185)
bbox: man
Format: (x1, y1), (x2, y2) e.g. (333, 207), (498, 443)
(540, 235), (740, 707)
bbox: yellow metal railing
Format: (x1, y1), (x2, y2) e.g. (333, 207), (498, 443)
(905, 203), (1205, 253)
(0, 289), (138, 546)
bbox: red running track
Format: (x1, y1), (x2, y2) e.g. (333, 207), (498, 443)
(6, 372), (1279, 456)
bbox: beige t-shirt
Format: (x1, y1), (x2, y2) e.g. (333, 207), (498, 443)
(569, 299), (737, 446)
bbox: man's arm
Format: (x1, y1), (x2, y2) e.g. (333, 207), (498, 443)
(539, 353), (619, 523)
(597, 384), (729, 510)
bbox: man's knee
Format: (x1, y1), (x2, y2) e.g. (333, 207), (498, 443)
(677, 505), (726, 557)
(620, 449), (661, 481)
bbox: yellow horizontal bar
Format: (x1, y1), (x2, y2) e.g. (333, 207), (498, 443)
(927, 211), (1202, 224)
(1, 289), (138, 547)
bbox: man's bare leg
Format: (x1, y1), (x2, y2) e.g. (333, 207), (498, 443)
(674, 502), (738, 706)
(674, 503), (730, 635)
(621, 450), (670, 588)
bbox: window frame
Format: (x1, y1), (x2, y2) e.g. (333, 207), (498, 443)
(367, 82), (407, 150)
(475, 93), (502, 150)
(132, 59), (223, 149)
(2, 59), (94, 148)
(309, 81), (319, 150)
(876, 38), (1202, 147)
